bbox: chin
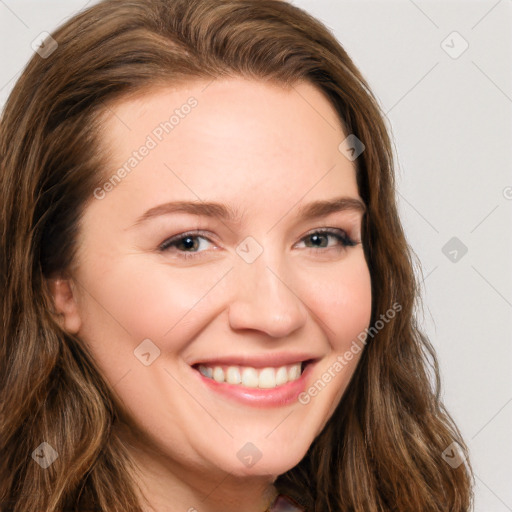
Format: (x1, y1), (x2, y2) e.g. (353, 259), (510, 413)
(212, 437), (311, 478)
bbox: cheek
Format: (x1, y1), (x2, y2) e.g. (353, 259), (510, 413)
(77, 250), (371, 364)
(77, 255), (233, 350)
(300, 254), (372, 349)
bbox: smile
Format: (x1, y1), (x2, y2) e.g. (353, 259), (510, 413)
(190, 358), (317, 407)
(194, 362), (304, 389)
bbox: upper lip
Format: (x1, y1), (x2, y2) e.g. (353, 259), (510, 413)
(190, 352), (319, 369)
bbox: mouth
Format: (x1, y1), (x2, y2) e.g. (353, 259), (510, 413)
(190, 358), (317, 407)
(191, 359), (313, 389)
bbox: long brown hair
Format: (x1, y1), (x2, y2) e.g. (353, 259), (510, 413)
(0, 0), (474, 510)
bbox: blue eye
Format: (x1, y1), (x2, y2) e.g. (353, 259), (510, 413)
(158, 228), (358, 260)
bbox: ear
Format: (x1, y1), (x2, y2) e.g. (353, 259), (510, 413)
(47, 277), (82, 334)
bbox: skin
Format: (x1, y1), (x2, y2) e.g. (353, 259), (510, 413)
(50, 77), (372, 512)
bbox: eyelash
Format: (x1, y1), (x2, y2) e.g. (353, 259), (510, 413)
(158, 228), (359, 260)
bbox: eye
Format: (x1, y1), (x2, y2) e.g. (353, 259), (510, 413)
(158, 230), (214, 260)
(295, 228), (358, 251)
(159, 227), (359, 260)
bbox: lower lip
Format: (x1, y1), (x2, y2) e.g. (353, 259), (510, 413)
(191, 362), (316, 408)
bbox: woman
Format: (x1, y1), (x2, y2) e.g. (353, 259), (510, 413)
(0, 0), (474, 511)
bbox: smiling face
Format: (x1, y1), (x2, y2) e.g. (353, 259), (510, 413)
(54, 77), (372, 482)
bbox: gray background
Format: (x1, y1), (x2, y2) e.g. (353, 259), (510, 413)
(1, 1), (511, 510)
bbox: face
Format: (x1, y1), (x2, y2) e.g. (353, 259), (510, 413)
(54, 77), (372, 480)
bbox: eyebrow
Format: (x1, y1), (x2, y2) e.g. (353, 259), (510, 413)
(131, 196), (366, 228)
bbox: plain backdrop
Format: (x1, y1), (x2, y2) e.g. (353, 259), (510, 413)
(1, 1), (511, 511)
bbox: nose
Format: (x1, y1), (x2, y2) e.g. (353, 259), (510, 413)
(227, 251), (308, 338)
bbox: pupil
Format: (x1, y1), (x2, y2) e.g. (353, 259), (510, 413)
(311, 234), (326, 247)
(182, 237), (196, 250)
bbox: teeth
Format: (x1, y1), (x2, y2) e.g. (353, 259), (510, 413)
(241, 367), (259, 387)
(288, 364), (301, 380)
(225, 366), (241, 385)
(197, 362), (304, 388)
(213, 367), (224, 382)
(275, 366), (288, 386)
(258, 368), (276, 388)
(199, 365), (213, 378)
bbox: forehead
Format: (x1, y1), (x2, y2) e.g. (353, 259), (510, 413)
(91, 77), (360, 223)
(98, 77), (348, 166)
